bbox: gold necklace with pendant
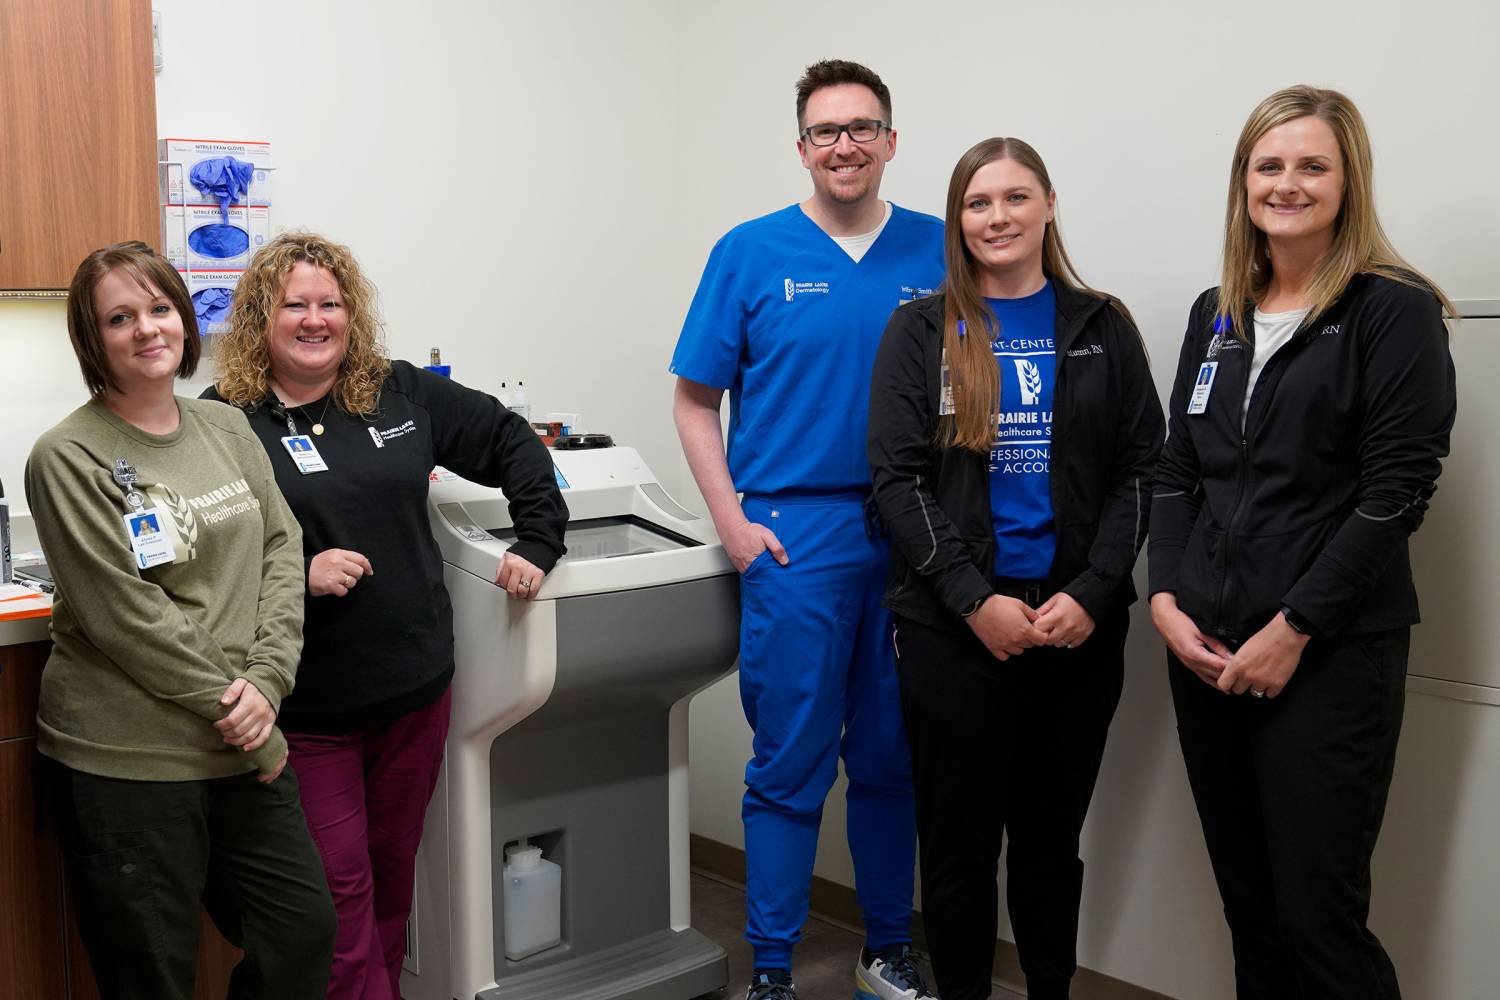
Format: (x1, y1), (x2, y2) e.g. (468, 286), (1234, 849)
(296, 395), (334, 436)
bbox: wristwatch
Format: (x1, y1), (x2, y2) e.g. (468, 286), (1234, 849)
(1280, 605), (1315, 637)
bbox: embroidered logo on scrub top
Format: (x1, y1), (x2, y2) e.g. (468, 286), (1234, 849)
(783, 278), (831, 300)
(899, 284), (937, 304)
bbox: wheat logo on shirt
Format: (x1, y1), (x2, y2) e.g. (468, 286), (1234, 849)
(140, 480), (263, 565)
(1014, 359), (1043, 406)
(784, 278), (795, 301)
(138, 484), (195, 563)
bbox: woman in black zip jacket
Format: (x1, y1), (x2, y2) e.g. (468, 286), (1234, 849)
(1149, 86), (1456, 1000)
(867, 137), (1163, 1000)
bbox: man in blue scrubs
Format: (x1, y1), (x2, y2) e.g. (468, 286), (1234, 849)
(670, 60), (944, 1000)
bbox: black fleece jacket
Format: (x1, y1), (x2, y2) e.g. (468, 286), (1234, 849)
(1148, 274), (1455, 641)
(868, 286), (1164, 632)
(205, 361), (568, 731)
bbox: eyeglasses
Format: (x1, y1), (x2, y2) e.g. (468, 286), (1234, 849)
(799, 119), (889, 147)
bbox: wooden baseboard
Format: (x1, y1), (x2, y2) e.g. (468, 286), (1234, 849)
(689, 834), (1173, 1000)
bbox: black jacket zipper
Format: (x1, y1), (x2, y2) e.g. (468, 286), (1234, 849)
(1210, 311), (1316, 635)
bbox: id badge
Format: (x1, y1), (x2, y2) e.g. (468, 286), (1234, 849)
(1186, 362), (1218, 415)
(124, 508), (176, 570)
(939, 351), (956, 416)
(281, 435), (329, 474)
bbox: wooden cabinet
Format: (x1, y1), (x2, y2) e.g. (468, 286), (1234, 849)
(0, 637), (46, 738)
(0, 0), (159, 289)
(0, 640), (241, 1000)
(0, 732), (68, 998)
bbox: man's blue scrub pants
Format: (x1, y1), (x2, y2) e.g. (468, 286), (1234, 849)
(738, 492), (916, 970)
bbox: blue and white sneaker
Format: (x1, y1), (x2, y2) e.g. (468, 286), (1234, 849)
(747, 968), (798, 1000)
(854, 945), (937, 1000)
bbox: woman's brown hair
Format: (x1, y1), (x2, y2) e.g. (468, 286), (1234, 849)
(67, 241), (201, 398)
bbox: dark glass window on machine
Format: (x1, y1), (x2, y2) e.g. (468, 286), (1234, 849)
(489, 515), (700, 561)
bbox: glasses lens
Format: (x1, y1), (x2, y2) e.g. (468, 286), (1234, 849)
(808, 124), (841, 146)
(848, 120), (880, 142)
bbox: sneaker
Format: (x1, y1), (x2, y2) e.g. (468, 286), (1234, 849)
(747, 968), (798, 1000)
(854, 945), (937, 1000)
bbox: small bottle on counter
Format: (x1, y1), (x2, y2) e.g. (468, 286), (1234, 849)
(425, 347), (452, 378)
(1, 484), (12, 585)
(510, 381), (531, 421)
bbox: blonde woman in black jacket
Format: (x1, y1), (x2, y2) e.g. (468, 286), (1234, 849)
(868, 138), (1163, 1000)
(1149, 86), (1456, 1000)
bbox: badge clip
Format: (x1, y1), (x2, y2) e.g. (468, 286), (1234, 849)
(113, 458), (146, 509)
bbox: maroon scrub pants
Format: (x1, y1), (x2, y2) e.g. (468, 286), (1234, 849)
(285, 685), (452, 1000)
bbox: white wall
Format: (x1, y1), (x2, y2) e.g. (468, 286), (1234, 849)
(0, 0), (695, 515)
(0, 302), (80, 504)
(2, 2), (1497, 997)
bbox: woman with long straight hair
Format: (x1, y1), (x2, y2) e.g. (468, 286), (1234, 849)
(868, 138), (1163, 1000)
(1149, 85), (1456, 999)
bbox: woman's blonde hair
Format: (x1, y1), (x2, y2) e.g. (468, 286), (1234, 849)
(940, 137), (1123, 453)
(1217, 84), (1453, 331)
(215, 231), (390, 416)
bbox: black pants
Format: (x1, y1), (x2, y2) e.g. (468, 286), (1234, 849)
(41, 758), (337, 1000)
(895, 609), (1126, 1000)
(1169, 628), (1409, 1000)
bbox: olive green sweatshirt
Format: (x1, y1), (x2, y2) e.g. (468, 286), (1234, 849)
(25, 398), (304, 780)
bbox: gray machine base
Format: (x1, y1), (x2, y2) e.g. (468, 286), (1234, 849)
(475, 928), (726, 1000)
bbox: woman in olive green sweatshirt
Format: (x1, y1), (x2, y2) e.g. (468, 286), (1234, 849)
(25, 242), (335, 1000)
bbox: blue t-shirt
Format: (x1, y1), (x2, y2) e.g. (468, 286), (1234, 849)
(670, 204), (944, 495)
(987, 282), (1057, 578)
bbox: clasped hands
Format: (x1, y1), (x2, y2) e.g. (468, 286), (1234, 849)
(215, 676), (284, 782)
(1149, 593), (1310, 698)
(966, 591), (1094, 662)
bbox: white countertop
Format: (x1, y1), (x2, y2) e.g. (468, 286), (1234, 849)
(0, 615), (50, 646)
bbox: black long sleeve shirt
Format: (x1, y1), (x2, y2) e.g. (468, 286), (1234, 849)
(205, 361), (568, 731)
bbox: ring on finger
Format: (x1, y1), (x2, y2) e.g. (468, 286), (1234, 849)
(1250, 687), (1266, 698)
(521, 579), (532, 590)
(344, 575), (353, 587)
